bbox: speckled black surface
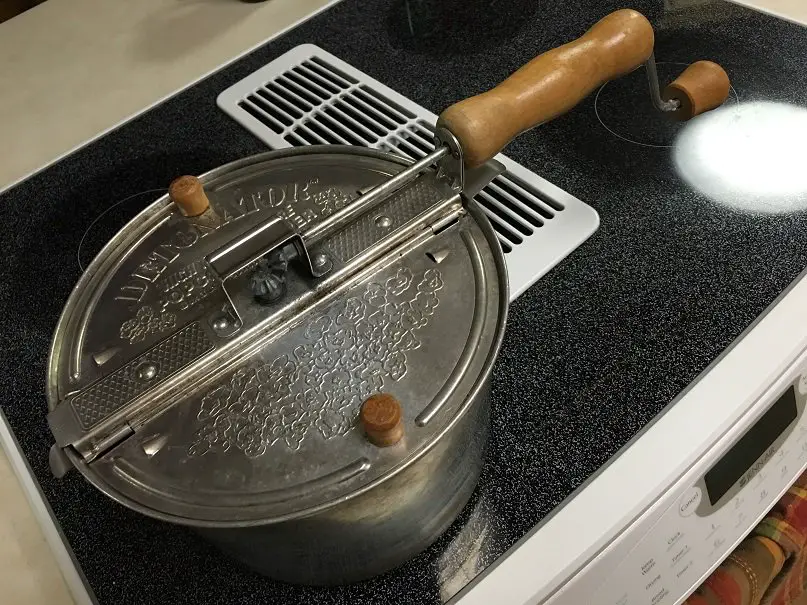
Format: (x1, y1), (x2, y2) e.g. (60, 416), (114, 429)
(2, 1), (807, 603)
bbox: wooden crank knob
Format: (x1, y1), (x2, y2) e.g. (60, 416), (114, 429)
(361, 393), (404, 447)
(438, 9), (656, 168)
(663, 60), (731, 121)
(169, 175), (210, 217)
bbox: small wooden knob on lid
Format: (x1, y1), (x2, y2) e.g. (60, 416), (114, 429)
(169, 175), (210, 217)
(361, 393), (403, 447)
(663, 60), (731, 121)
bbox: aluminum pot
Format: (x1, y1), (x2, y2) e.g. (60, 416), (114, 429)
(47, 147), (508, 585)
(46, 9), (728, 584)
(197, 382), (494, 584)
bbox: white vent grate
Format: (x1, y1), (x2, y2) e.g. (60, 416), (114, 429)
(218, 44), (599, 300)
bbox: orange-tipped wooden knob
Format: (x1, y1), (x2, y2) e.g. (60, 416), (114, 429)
(663, 60), (730, 121)
(361, 393), (403, 447)
(169, 175), (210, 217)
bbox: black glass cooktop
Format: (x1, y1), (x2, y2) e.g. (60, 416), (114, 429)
(2, 1), (807, 603)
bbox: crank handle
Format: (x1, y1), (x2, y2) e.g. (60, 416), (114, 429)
(438, 9), (731, 169)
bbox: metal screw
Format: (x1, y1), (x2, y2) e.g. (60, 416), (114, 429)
(375, 215), (392, 229)
(312, 252), (330, 269)
(136, 362), (158, 382)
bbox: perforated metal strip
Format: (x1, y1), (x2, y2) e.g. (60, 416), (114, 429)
(217, 44), (599, 300)
(70, 322), (214, 430)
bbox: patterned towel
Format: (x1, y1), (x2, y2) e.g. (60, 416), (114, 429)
(685, 472), (807, 605)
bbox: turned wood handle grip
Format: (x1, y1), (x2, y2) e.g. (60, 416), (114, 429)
(663, 61), (731, 121)
(438, 9), (655, 168)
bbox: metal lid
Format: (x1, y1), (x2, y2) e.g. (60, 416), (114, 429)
(47, 147), (507, 525)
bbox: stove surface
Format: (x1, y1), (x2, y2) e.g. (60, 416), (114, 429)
(2, 1), (807, 604)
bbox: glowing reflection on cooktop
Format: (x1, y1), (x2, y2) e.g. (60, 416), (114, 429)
(674, 101), (807, 214)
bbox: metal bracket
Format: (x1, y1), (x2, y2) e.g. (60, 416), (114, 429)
(49, 444), (73, 478)
(434, 127), (465, 192)
(205, 215), (332, 325)
(206, 215), (328, 282)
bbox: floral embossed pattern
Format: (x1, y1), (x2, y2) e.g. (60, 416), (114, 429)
(187, 267), (444, 457)
(119, 306), (177, 344)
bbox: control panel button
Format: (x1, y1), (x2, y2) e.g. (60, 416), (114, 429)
(651, 587), (670, 605)
(675, 560), (693, 580)
(670, 544), (691, 568)
(678, 487), (701, 517)
(665, 531), (683, 551)
(709, 536), (726, 556)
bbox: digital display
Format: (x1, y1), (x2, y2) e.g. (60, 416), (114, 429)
(704, 386), (798, 506)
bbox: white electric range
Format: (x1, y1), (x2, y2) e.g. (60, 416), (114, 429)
(3, 2), (807, 605)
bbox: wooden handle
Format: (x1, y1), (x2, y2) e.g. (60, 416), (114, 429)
(438, 9), (655, 168)
(169, 175), (210, 217)
(663, 61), (731, 121)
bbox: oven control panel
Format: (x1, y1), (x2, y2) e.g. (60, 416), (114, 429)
(563, 369), (807, 605)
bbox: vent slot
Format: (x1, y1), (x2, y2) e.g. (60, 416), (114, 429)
(294, 65), (342, 95)
(314, 110), (367, 146)
(249, 94), (293, 127)
(265, 81), (314, 113)
(277, 75), (321, 107)
(308, 55), (359, 85)
(333, 99), (385, 138)
(217, 44), (599, 300)
(357, 85), (414, 122)
(499, 171), (565, 213)
(256, 88), (302, 120)
(239, 100), (283, 134)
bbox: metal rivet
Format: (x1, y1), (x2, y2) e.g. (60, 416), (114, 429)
(375, 215), (392, 229)
(313, 252), (330, 269)
(211, 316), (230, 332)
(136, 362), (158, 382)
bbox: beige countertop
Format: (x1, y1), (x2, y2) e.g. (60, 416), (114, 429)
(0, 0), (335, 191)
(730, 0), (807, 23)
(0, 1), (804, 604)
